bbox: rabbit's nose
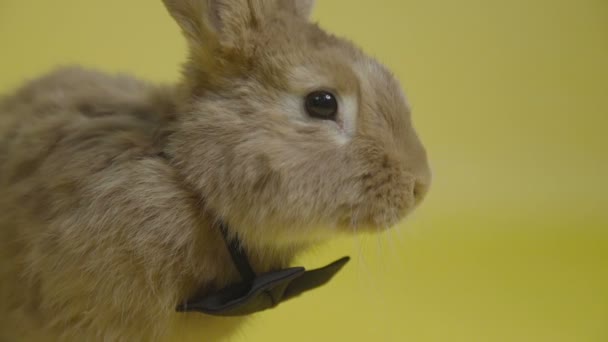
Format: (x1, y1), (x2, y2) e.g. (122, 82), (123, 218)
(413, 179), (430, 205)
(409, 145), (432, 206)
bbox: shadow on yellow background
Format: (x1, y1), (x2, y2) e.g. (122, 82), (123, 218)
(1, 1), (606, 341)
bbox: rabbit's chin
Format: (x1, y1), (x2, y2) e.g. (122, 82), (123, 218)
(336, 216), (409, 235)
(259, 195), (419, 245)
(338, 216), (410, 235)
(336, 200), (418, 235)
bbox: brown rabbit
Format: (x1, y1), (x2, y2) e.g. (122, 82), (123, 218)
(0, 0), (431, 341)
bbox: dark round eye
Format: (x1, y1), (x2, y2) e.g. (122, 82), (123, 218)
(305, 91), (338, 120)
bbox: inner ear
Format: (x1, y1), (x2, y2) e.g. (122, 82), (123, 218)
(206, 0), (255, 35)
(206, 0), (225, 34)
(280, 0), (315, 19)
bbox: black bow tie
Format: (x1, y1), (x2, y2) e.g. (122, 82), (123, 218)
(177, 223), (350, 316)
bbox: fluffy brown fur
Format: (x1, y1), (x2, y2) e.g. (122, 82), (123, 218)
(0, 0), (431, 341)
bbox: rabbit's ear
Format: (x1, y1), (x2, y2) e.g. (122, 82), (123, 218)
(162, 0), (270, 48)
(163, 0), (315, 48)
(163, 0), (211, 45)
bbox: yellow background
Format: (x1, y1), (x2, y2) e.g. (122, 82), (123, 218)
(1, 0), (607, 341)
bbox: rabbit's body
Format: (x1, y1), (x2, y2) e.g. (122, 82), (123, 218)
(0, 0), (431, 340)
(0, 67), (261, 341)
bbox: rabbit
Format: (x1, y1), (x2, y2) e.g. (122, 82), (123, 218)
(0, 0), (432, 341)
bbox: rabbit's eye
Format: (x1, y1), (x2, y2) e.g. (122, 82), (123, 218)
(305, 91), (338, 121)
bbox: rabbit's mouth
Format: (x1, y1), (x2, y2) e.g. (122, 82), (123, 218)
(336, 169), (427, 233)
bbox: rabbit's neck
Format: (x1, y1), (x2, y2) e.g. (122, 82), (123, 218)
(153, 87), (309, 294)
(153, 151), (305, 300)
(178, 210), (306, 304)
(191, 200), (305, 276)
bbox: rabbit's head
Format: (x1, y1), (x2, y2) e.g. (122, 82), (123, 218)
(164, 0), (431, 248)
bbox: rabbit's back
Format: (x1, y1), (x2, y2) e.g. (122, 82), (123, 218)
(0, 67), (211, 341)
(0, 66), (176, 164)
